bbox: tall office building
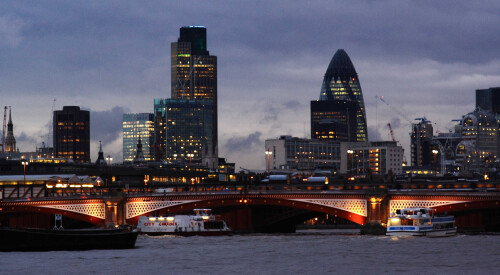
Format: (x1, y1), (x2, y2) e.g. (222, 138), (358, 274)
(53, 106), (90, 163)
(122, 113), (154, 163)
(476, 87), (500, 114)
(153, 98), (168, 161)
(169, 26), (218, 168)
(166, 99), (215, 166)
(410, 118), (433, 167)
(311, 100), (357, 141)
(312, 49), (367, 142)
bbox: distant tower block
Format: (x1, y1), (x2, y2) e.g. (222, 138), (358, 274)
(53, 106), (90, 163)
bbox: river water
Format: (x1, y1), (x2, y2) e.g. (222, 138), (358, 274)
(1, 230), (498, 274)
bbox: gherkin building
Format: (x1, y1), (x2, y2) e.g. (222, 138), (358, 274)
(315, 49), (367, 142)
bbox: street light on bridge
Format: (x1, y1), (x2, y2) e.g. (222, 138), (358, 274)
(187, 154), (194, 168)
(265, 150), (272, 174)
(106, 155), (113, 166)
(432, 149), (439, 175)
(21, 157), (29, 185)
(347, 149), (354, 177)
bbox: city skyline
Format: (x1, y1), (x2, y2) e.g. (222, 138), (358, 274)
(1, 1), (500, 169)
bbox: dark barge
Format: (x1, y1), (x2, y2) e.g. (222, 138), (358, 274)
(0, 227), (139, 251)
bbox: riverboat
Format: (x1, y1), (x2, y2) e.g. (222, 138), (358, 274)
(0, 226), (140, 251)
(386, 208), (457, 237)
(137, 209), (231, 236)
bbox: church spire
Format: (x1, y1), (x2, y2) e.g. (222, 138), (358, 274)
(133, 136), (146, 165)
(95, 140), (106, 165)
(5, 106), (16, 152)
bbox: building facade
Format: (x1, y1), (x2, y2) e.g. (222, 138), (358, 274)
(457, 109), (498, 173)
(166, 99), (215, 167)
(411, 118), (433, 167)
(313, 49), (367, 142)
(265, 136), (342, 171)
(341, 141), (404, 175)
(265, 136), (403, 175)
(123, 113), (154, 163)
(53, 106), (90, 163)
(476, 87), (500, 115)
(311, 100), (357, 141)
(153, 98), (168, 162)
(169, 26), (218, 168)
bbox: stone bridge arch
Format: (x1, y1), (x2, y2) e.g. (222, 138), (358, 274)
(125, 195), (368, 225)
(0, 200), (106, 225)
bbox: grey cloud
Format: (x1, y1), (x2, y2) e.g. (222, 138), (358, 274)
(224, 131), (262, 153)
(16, 131), (38, 145)
(89, 106), (130, 146)
(2, 1), (500, 170)
(282, 100), (301, 110)
(390, 118), (401, 129)
(0, 15), (25, 47)
(367, 126), (383, 142)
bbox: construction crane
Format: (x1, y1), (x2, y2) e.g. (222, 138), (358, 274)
(375, 95), (413, 124)
(1, 106), (7, 153)
(387, 123), (396, 142)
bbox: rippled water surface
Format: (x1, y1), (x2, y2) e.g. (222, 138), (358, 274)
(1, 230), (498, 274)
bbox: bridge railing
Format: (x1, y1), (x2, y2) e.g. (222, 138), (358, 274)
(1, 180), (498, 202)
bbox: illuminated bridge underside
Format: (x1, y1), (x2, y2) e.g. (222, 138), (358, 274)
(291, 199), (367, 217)
(0, 199), (106, 222)
(38, 203), (106, 220)
(126, 200), (198, 219)
(390, 200), (467, 214)
(125, 197), (368, 225)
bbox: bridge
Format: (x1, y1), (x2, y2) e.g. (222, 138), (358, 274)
(1, 184), (499, 232)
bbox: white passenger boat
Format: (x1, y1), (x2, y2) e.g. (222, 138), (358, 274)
(386, 208), (457, 237)
(137, 209), (231, 236)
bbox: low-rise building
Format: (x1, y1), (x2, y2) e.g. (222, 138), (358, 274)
(341, 141), (404, 175)
(265, 136), (403, 175)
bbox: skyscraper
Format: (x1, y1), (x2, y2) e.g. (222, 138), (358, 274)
(153, 98), (168, 161)
(122, 113), (154, 163)
(166, 99), (214, 166)
(53, 106), (90, 163)
(169, 26), (218, 168)
(311, 49), (367, 142)
(476, 87), (500, 114)
(311, 100), (357, 141)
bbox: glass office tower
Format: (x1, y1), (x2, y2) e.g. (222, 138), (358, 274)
(166, 99), (214, 167)
(317, 49), (367, 142)
(170, 26), (218, 168)
(122, 113), (154, 163)
(153, 98), (168, 162)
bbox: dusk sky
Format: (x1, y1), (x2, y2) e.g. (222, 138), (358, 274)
(1, 1), (500, 170)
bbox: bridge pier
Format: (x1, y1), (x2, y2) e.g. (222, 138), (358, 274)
(102, 189), (126, 227)
(366, 189), (389, 224)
